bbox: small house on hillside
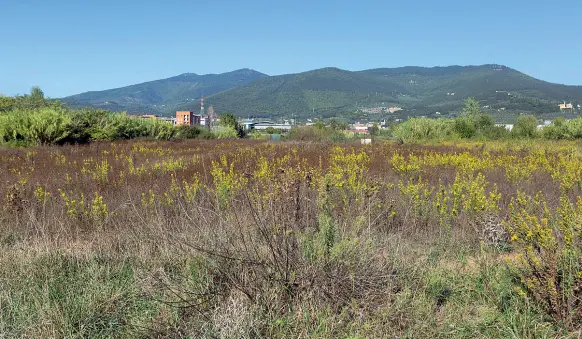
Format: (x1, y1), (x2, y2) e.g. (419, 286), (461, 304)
(559, 102), (574, 110)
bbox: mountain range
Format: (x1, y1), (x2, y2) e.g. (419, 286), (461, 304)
(62, 69), (268, 114)
(62, 65), (582, 120)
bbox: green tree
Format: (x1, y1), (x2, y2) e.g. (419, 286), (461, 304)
(542, 117), (567, 140)
(177, 125), (203, 139)
(219, 113), (237, 128)
(454, 98), (498, 139)
(12, 87), (63, 111)
(512, 115), (538, 138)
(214, 126), (238, 139)
(328, 119), (348, 131)
(219, 113), (245, 138)
(21, 87), (46, 110)
(314, 121), (326, 130)
(0, 95), (15, 113)
(30, 87), (45, 101)
(462, 97), (481, 117)
(474, 113), (495, 131)
(368, 123), (379, 136)
(454, 117), (476, 138)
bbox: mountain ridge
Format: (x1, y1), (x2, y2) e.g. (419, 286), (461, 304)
(196, 64), (582, 119)
(62, 68), (268, 114)
(62, 65), (582, 119)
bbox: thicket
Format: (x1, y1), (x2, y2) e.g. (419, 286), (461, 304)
(0, 89), (252, 146)
(287, 119), (356, 142)
(0, 108), (178, 146)
(176, 124), (214, 140)
(392, 98), (582, 143)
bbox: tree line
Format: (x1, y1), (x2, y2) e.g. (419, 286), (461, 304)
(390, 98), (582, 143)
(3, 89), (582, 146)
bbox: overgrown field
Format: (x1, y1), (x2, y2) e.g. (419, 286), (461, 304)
(3, 139), (582, 337)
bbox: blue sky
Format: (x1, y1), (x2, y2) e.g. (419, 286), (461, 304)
(1, 0), (581, 97)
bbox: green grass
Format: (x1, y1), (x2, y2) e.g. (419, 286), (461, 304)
(0, 234), (564, 338)
(0, 251), (161, 338)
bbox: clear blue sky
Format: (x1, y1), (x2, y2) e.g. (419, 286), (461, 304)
(1, 0), (581, 98)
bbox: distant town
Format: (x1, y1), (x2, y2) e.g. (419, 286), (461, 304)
(134, 95), (581, 136)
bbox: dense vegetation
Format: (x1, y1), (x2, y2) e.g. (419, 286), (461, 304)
(5, 90), (582, 148)
(4, 139), (582, 337)
(62, 69), (267, 114)
(0, 89), (245, 146)
(392, 114), (582, 143)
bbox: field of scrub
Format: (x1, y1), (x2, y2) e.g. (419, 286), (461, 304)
(2, 139), (582, 337)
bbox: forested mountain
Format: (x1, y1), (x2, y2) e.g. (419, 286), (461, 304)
(61, 69), (268, 114)
(63, 65), (582, 119)
(193, 65), (582, 119)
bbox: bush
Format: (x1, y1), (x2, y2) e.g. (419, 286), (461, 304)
(512, 115), (538, 138)
(541, 117), (568, 140)
(219, 113), (245, 138)
(213, 126), (239, 139)
(393, 118), (457, 143)
(89, 113), (149, 140)
(506, 193), (582, 329)
(265, 127), (282, 135)
(0, 108), (182, 146)
(0, 108), (72, 145)
(453, 117), (477, 139)
(287, 126), (351, 142)
(452, 113), (505, 140)
(146, 119), (177, 140)
(565, 118), (582, 139)
(177, 125), (214, 139)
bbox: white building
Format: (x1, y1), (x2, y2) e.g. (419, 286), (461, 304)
(496, 124), (513, 131)
(252, 121), (293, 132)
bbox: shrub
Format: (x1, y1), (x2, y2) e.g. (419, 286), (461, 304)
(480, 124), (509, 140)
(177, 125), (214, 139)
(512, 115), (538, 138)
(213, 126), (239, 139)
(219, 113), (245, 138)
(0, 108), (72, 145)
(287, 126), (351, 142)
(90, 113), (150, 140)
(0, 108), (182, 146)
(453, 117), (477, 139)
(393, 118), (457, 143)
(565, 118), (582, 139)
(146, 120), (177, 140)
(506, 193), (582, 329)
(541, 117), (568, 140)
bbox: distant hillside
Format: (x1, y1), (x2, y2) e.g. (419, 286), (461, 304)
(61, 69), (268, 114)
(183, 65), (582, 120)
(63, 65), (582, 120)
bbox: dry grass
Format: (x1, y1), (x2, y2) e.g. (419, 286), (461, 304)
(1, 139), (580, 337)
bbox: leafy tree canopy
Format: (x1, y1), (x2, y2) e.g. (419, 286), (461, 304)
(219, 113), (245, 138)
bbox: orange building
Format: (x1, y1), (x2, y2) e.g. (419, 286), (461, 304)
(559, 102), (574, 110)
(175, 111), (201, 126)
